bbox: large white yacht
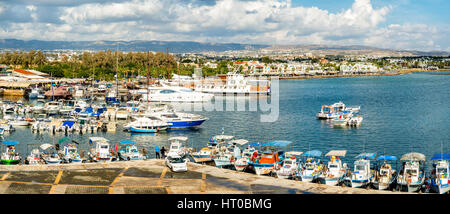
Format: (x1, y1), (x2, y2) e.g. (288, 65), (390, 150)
(140, 86), (213, 102)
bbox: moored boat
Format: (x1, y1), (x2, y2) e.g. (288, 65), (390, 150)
(0, 141), (21, 165)
(347, 153), (376, 188)
(318, 150), (348, 186)
(396, 152), (426, 192)
(429, 153), (450, 194)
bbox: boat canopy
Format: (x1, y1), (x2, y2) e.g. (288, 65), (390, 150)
(377, 155), (397, 161)
(400, 152), (426, 161)
(303, 150), (322, 157)
(40, 143), (53, 150)
(2, 140), (19, 145)
(213, 135), (234, 140)
(169, 136), (188, 142)
(286, 151), (303, 156)
(62, 120), (75, 128)
(89, 137), (109, 144)
(325, 150), (347, 157)
(120, 140), (137, 144)
(58, 137), (72, 144)
(430, 153), (450, 161)
(230, 139), (249, 145)
(355, 153), (376, 160)
(264, 140), (293, 147)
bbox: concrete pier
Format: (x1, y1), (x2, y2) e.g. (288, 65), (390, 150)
(0, 159), (401, 194)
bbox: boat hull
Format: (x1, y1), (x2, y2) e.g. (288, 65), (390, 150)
(129, 127), (158, 133)
(169, 119), (206, 128)
(1, 159), (20, 165)
(397, 183), (423, 192)
(253, 164), (274, 176)
(430, 183), (450, 194)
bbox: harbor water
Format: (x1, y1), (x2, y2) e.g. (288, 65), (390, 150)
(1, 71), (449, 170)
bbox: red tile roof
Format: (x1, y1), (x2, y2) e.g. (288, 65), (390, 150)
(13, 69), (36, 75)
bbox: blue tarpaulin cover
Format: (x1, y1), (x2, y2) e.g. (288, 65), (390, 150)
(355, 153), (376, 159)
(249, 142), (262, 147)
(120, 140), (137, 144)
(377, 155), (397, 161)
(2, 141), (19, 145)
(431, 154), (450, 160)
(62, 120), (75, 128)
(264, 140), (292, 147)
(303, 150), (322, 157)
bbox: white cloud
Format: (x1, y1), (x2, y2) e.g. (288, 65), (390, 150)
(0, 0), (448, 51)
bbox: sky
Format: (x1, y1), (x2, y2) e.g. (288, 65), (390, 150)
(0, 0), (448, 51)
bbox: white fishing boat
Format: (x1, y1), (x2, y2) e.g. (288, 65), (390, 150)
(397, 152), (426, 192)
(429, 154), (450, 194)
(8, 116), (31, 126)
(141, 86), (214, 102)
(348, 112), (363, 126)
(89, 137), (114, 162)
(318, 150), (348, 186)
(233, 141), (254, 171)
(316, 102), (347, 119)
(167, 136), (188, 158)
(192, 135), (234, 163)
(348, 153), (376, 188)
(61, 144), (84, 164)
(40, 143), (62, 164)
(371, 155), (398, 190)
(276, 151), (302, 179)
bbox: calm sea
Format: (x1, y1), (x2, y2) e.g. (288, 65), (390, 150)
(2, 71), (449, 169)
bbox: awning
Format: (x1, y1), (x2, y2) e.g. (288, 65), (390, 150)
(286, 151), (303, 156)
(303, 150), (322, 157)
(264, 140), (293, 147)
(400, 152), (426, 161)
(89, 137), (109, 144)
(120, 140), (137, 144)
(249, 142), (262, 147)
(213, 135), (234, 140)
(169, 136), (188, 142)
(430, 153), (450, 161)
(2, 140), (19, 145)
(230, 139), (249, 145)
(325, 150), (347, 157)
(355, 153), (376, 160)
(377, 155), (397, 161)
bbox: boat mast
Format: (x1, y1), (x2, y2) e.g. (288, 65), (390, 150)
(116, 44), (119, 99)
(51, 71), (54, 101)
(147, 51), (150, 106)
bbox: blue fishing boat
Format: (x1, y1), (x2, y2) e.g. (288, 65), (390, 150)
(371, 155), (398, 190)
(429, 153), (450, 194)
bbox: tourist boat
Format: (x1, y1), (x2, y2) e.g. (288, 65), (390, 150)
(318, 150), (348, 186)
(45, 101), (62, 115)
(348, 153), (376, 188)
(371, 155), (398, 190)
(429, 153), (450, 194)
(128, 117), (170, 133)
(194, 72), (271, 95)
(276, 151), (302, 179)
(148, 108), (208, 129)
(118, 140), (145, 161)
(141, 85), (214, 102)
(61, 144), (84, 164)
(89, 137), (114, 162)
(234, 144), (257, 172)
(316, 102), (347, 119)
(297, 150), (324, 182)
(396, 152), (426, 192)
(251, 141), (291, 176)
(26, 148), (44, 165)
(167, 136), (188, 158)
(1, 141), (21, 165)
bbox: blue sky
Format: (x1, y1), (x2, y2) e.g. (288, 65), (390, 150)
(0, 0), (448, 51)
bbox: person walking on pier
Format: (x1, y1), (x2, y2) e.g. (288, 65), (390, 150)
(155, 145), (160, 159)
